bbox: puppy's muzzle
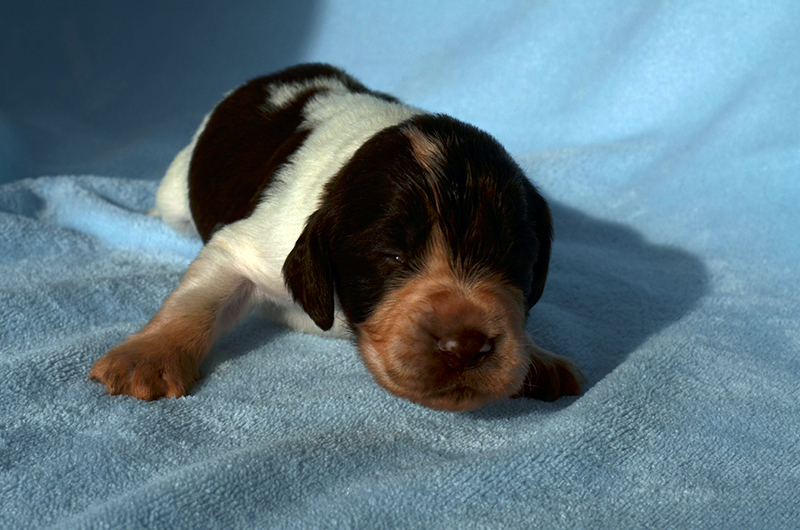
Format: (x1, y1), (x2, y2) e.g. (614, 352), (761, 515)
(357, 279), (531, 411)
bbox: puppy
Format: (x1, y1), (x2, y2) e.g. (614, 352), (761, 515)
(89, 63), (582, 411)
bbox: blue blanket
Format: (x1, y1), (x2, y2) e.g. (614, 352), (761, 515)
(2, 1), (799, 528)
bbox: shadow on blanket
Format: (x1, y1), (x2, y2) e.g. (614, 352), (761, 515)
(473, 201), (708, 418)
(550, 201), (708, 375)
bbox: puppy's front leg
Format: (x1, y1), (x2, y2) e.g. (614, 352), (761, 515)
(513, 338), (584, 402)
(90, 245), (255, 400)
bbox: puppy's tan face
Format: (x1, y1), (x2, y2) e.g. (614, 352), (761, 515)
(356, 230), (530, 411)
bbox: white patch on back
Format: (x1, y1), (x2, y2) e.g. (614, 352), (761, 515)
(267, 77), (348, 108)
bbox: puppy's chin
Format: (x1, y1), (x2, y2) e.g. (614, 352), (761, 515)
(355, 276), (531, 412)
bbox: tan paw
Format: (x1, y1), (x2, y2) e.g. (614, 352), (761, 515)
(513, 348), (584, 402)
(89, 336), (200, 400)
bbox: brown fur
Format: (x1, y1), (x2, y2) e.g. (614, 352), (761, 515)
(89, 246), (255, 400)
(357, 229), (530, 410)
(404, 125), (446, 214)
(89, 315), (210, 400)
(404, 126), (445, 175)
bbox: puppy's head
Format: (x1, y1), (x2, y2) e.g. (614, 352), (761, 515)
(284, 114), (552, 411)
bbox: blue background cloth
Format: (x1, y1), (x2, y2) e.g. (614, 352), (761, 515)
(2, 1), (799, 528)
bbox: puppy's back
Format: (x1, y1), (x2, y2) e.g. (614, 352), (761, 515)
(185, 64), (412, 243)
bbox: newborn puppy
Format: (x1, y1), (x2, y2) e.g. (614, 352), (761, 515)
(90, 63), (582, 411)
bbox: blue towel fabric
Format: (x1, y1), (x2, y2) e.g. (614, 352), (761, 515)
(2, 1), (799, 528)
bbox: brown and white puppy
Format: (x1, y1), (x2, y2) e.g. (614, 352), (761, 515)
(89, 63), (582, 411)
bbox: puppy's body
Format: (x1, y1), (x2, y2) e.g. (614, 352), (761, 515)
(90, 64), (582, 411)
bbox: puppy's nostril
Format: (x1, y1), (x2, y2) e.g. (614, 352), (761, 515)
(436, 329), (493, 370)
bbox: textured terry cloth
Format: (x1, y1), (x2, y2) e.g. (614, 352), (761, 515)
(2, 1), (800, 529)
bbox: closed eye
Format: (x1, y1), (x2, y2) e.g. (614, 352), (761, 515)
(382, 252), (413, 272)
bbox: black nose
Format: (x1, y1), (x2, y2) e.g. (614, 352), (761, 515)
(436, 329), (493, 370)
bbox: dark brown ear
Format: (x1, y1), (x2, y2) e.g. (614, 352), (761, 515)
(282, 212), (335, 331)
(525, 184), (553, 309)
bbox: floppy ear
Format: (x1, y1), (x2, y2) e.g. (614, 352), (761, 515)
(525, 184), (553, 309)
(282, 212), (335, 331)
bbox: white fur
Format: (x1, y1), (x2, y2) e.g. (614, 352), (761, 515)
(155, 79), (424, 339)
(267, 77), (348, 108)
(152, 113), (211, 236)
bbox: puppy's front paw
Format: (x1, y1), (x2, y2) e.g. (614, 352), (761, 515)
(89, 337), (200, 400)
(513, 348), (584, 402)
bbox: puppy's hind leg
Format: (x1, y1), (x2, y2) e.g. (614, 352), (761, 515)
(90, 244), (257, 400)
(150, 114), (211, 237)
(150, 142), (198, 237)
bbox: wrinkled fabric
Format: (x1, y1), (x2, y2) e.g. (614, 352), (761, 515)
(1, 1), (799, 528)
